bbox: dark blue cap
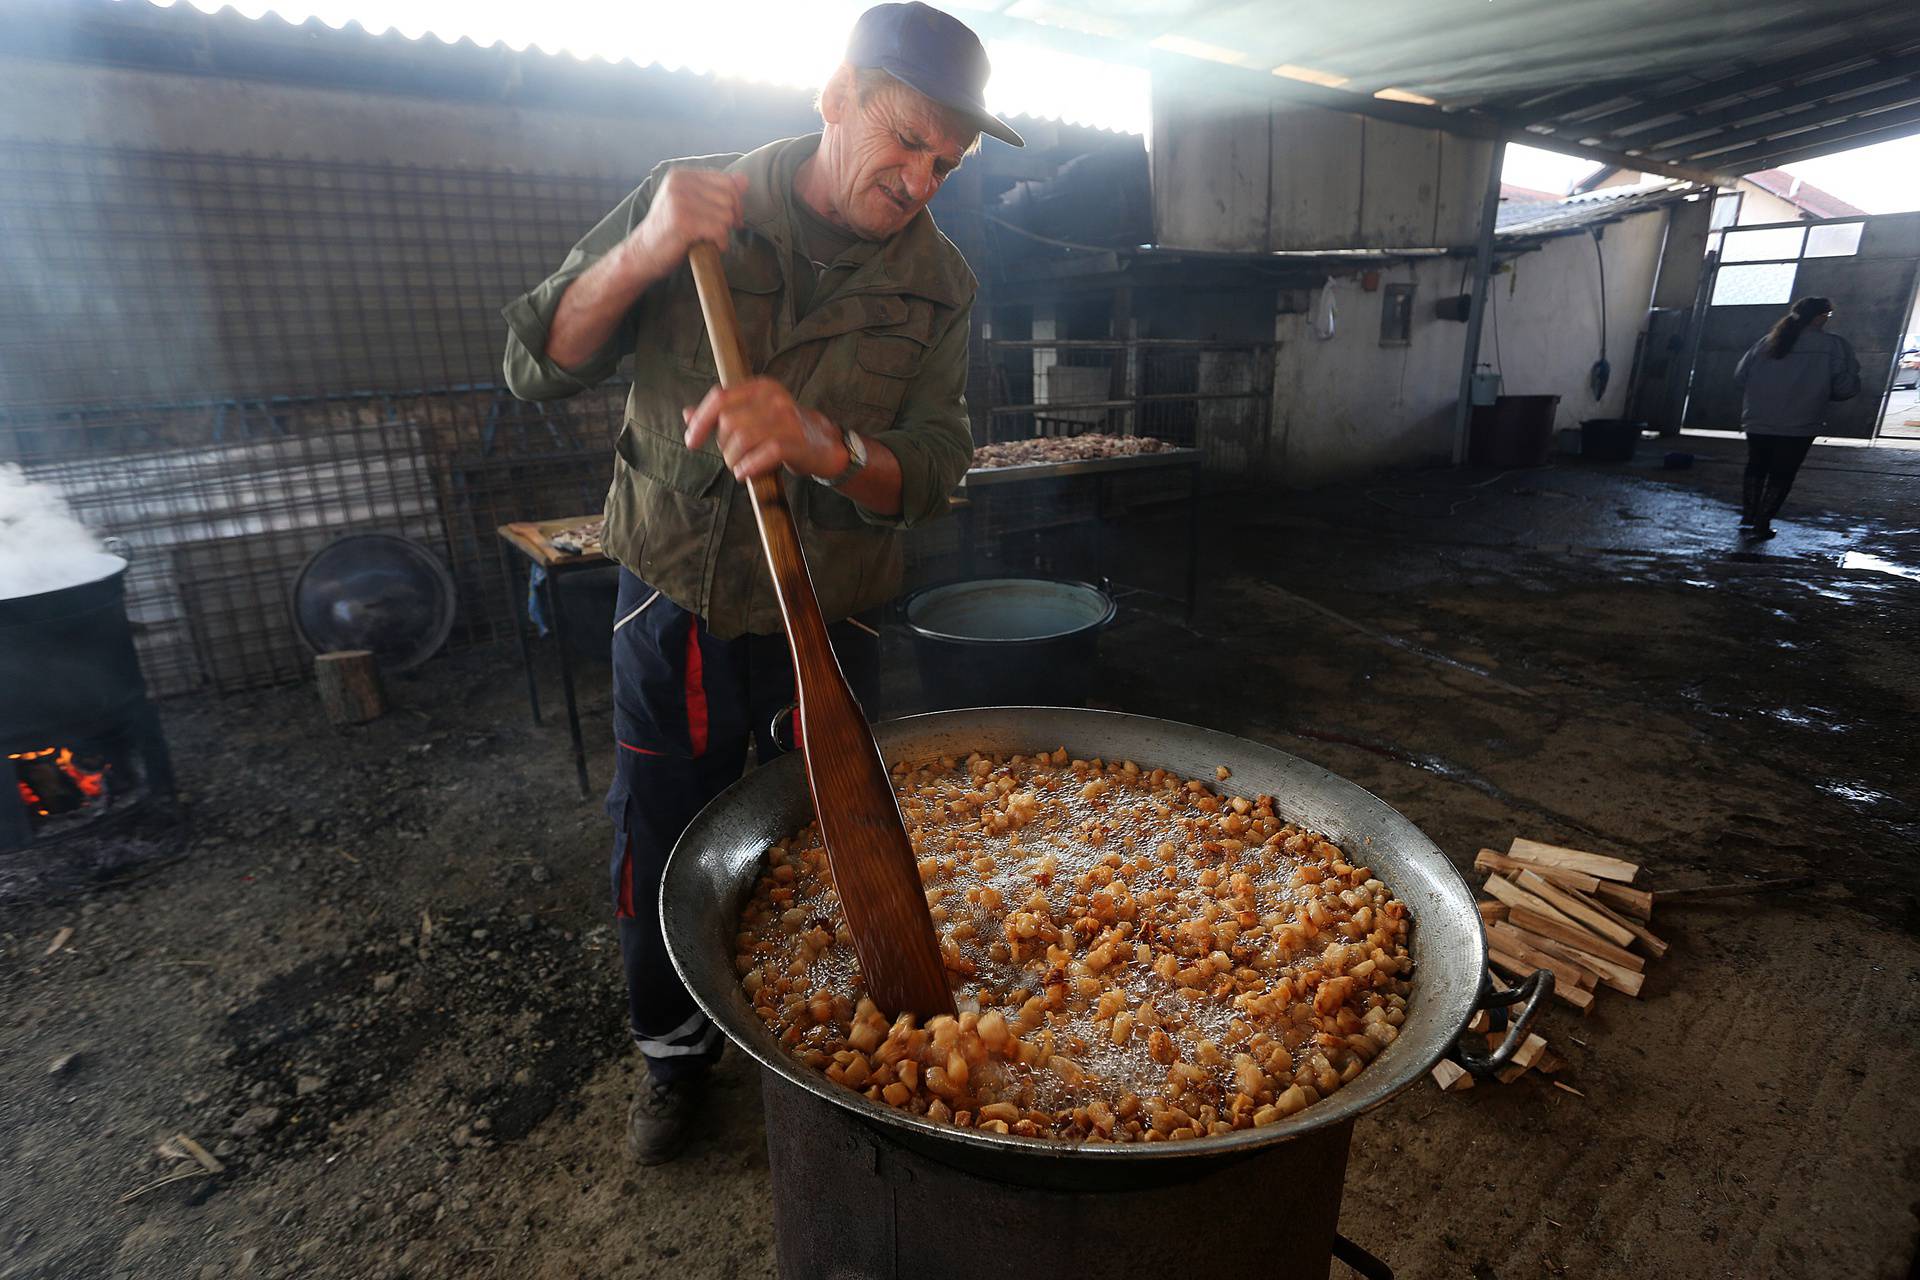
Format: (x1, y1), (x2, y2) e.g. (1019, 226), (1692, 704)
(845, 2), (1024, 148)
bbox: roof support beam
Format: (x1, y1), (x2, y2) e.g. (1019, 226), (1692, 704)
(1504, 127), (1735, 188)
(1523, 42), (1887, 133)
(1603, 52), (1920, 147)
(1707, 103), (1920, 171)
(1652, 78), (1920, 159)
(1506, 78), (1659, 127)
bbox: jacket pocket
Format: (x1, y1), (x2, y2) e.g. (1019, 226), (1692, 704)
(840, 331), (931, 433)
(615, 417), (728, 498)
(666, 249), (784, 374)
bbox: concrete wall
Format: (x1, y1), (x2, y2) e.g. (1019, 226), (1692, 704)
(1491, 206), (1670, 433)
(1152, 77), (1495, 253)
(1269, 260), (1467, 485)
(1269, 206), (1672, 485)
(1734, 185), (1808, 226)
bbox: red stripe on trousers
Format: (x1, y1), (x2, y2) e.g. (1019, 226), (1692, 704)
(616, 835), (637, 919)
(617, 740), (663, 756)
(684, 621), (709, 757)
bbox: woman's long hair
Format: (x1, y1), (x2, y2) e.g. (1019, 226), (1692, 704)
(1764, 296), (1833, 359)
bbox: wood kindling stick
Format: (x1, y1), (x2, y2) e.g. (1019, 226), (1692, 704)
(172, 1133), (225, 1175)
(1482, 874), (1576, 927)
(1572, 886), (1670, 959)
(1475, 848), (1600, 893)
(1495, 1031), (1551, 1084)
(1499, 922), (1644, 997)
(1512, 1032), (1549, 1070)
(1508, 837), (1639, 884)
(1592, 879), (1655, 920)
(1508, 905), (1645, 972)
(1488, 947), (1593, 1012)
(1514, 871), (1636, 948)
(1488, 922), (1600, 991)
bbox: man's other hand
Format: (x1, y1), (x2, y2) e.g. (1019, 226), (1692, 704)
(682, 379), (849, 483)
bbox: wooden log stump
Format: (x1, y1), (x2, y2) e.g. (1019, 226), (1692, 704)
(316, 650), (385, 725)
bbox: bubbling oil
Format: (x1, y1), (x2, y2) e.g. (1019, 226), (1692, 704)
(735, 748), (1414, 1142)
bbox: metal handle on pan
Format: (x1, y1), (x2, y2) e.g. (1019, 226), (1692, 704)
(1332, 1233), (1393, 1279)
(1452, 967), (1554, 1078)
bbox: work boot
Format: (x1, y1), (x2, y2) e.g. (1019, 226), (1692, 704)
(628, 1071), (707, 1166)
(1739, 471), (1765, 529)
(1749, 478), (1787, 539)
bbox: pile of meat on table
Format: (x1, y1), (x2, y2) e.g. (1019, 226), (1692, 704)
(970, 434), (1171, 470)
(1431, 837), (1667, 1095)
(548, 517), (604, 556)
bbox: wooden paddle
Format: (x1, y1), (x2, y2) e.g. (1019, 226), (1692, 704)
(687, 242), (954, 1021)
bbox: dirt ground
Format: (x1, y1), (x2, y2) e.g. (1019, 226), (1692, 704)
(3, 434), (1917, 1279)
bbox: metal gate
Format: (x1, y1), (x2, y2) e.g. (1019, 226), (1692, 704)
(1684, 212), (1920, 438)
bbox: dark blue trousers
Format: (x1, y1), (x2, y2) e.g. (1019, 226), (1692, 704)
(606, 569), (880, 1081)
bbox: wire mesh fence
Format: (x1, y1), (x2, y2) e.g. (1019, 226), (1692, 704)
(0, 142), (633, 695)
(0, 142), (1279, 698)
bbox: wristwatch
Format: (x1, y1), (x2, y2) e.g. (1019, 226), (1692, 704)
(815, 426), (868, 490)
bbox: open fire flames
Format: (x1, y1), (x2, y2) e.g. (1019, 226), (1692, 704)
(10, 747), (110, 826)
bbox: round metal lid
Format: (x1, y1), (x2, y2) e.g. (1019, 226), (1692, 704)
(291, 534), (455, 670)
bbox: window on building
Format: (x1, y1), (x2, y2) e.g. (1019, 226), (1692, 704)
(1803, 220), (1865, 258)
(1709, 191), (1743, 231)
(1379, 283), (1415, 346)
(1722, 225), (1806, 262)
(1711, 262), (1797, 307)
(1706, 216), (1867, 307)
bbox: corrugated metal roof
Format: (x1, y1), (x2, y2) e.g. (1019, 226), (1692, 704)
(1496, 179), (1706, 238)
(7, 0), (1142, 136)
(19, 0), (1919, 176)
(958, 0), (1920, 180)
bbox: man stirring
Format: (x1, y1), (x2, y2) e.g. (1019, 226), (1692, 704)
(501, 3), (1020, 1163)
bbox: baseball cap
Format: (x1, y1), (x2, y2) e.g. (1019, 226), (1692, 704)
(845, 2), (1025, 148)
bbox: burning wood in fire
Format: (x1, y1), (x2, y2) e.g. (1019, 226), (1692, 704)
(9, 747), (110, 823)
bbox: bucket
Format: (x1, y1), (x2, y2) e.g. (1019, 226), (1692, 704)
(1468, 394), (1559, 468)
(901, 578), (1115, 709)
(1579, 418), (1643, 463)
(553, 565), (620, 660)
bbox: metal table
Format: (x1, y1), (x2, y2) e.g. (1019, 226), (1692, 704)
(495, 518), (608, 800)
(954, 447), (1204, 617)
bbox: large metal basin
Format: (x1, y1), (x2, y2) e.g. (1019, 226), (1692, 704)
(662, 707), (1539, 1180)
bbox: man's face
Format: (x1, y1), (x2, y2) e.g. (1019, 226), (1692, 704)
(822, 78), (972, 240)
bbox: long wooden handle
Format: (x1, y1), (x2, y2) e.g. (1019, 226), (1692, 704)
(687, 243), (832, 655)
(687, 242), (953, 1019)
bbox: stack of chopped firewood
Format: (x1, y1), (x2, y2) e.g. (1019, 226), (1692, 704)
(1432, 837), (1668, 1093)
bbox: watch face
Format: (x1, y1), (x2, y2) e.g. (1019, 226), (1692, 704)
(845, 430), (868, 467)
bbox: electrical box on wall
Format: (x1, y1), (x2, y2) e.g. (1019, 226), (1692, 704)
(1434, 293), (1473, 322)
(1379, 283), (1415, 345)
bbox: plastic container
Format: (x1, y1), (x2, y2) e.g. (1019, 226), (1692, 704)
(554, 565), (621, 660)
(1468, 395), (1559, 468)
(1579, 418), (1644, 463)
(901, 578), (1115, 710)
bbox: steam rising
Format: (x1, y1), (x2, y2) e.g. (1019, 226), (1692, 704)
(0, 465), (110, 601)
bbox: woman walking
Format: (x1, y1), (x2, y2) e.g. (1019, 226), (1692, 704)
(1732, 296), (1860, 538)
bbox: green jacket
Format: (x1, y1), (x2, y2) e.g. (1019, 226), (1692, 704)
(501, 134), (976, 639)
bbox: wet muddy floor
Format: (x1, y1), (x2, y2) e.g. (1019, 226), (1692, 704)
(3, 433), (1916, 1279)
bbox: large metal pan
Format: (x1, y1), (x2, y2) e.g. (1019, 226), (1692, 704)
(663, 707), (1547, 1174)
